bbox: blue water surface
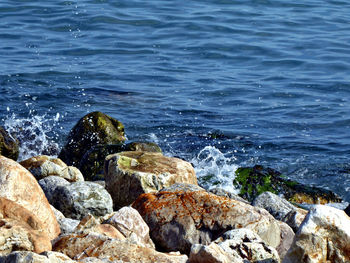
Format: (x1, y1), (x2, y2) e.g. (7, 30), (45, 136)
(1, 0), (350, 200)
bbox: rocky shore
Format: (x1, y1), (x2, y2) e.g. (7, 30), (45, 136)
(0, 111), (350, 263)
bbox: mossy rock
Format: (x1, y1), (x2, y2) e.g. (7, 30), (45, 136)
(58, 111), (126, 167)
(0, 126), (19, 161)
(79, 141), (162, 181)
(233, 165), (342, 204)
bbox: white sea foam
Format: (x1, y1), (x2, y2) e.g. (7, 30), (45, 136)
(3, 112), (61, 160)
(191, 146), (240, 195)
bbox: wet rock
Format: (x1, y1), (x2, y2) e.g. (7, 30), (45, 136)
(104, 206), (154, 248)
(0, 127), (19, 161)
(0, 197), (52, 255)
(0, 251), (76, 263)
(51, 181), (113, 220)
(0, 155), (60, 240)
(233, 165), (342, 204)
(53, 233), (188, 263)
(132, 190), (281, 255)
(58, 111), (126, 168)
(284, 205), (350, 263)
(344, 203), (350, 217)
(105, 151), (197, 209)
(252, 191), (308, 232)
(39, 176), (70, 205)
(124, 141), (162, 153)
(20, 155), (84, 182)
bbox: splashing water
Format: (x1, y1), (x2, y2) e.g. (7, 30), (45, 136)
(3, 112), (62, 160)
(192, 146), (239, 194)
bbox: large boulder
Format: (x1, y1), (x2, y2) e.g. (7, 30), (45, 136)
(104, 206), (155, 249)
(0, 127), (19, 161)
(0, 155), (60, 240)
(253, 191), (307, 232)
(58, 111), (126, 168)
(53, 233), (188, 263)
(0, 251), (76, 263)
(20, 155), (84, 182)
(51, 181), (113, 220)
(0, 197), (52, 255)
(284, 205), (350, 263)
(105, 151), (197, 209)
(38, 176), (70, 205)
(132, 190), (281, 255)
(234, 165), (341, 204)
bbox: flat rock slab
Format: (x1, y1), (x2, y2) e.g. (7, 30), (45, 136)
(105, 151), (197, 209)
(132, 190), (281, 255)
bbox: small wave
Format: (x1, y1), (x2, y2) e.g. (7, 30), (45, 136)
(191, 146), (239, 194)
(3, 111), (62, 160)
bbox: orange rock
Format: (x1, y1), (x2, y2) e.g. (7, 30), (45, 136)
(132, 190), (281, 254)
(0, 197), (52, 255)
(0, 155), (60, 240)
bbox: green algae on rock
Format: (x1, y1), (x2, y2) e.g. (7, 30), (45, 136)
(0, 126), (19, 161)
(79, 141), (162, 181)
(233, 165), (342, 204)
(58, 111), (126, 168)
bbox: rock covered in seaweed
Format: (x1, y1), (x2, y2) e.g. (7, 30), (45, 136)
(20, 155), (84, 182)
(105, 151), (197, 209)
(0, 126), (19, 161)
(0, 155), (60, 240)
(58, 111), (126, 168)
(132, 190), (282, 255)
(233, 165), (342, 204)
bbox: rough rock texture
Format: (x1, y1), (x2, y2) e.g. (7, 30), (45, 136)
(0, 251), (76, 263)
(189, 243), (242, 263)
(0, 127), (19, 161)
(253, 191), (307, 232)
(51, 181), (113, 220)
(210, 187), (249, 203)
(53, 233), (188, 263)
(58, 111), (126, 168)
(160, 183), (205, 193)
(104, 206), (154, 248)
(39, 176), (70, 205)
(79, 141), (162, 181)
(276, 222), (294, 261)
(58, 218), (80, 235)
(132, 190), (281, 255)
(284, 205), (350, 263)
(75, 214), (125, 240)
(20, 155), (84, 182)
(0, 155), (60, 240)
(0, 197), (52, 255)
(234, 165), (342, 204)
(105, 151), (198, 209)
(216, 229), (280, 263)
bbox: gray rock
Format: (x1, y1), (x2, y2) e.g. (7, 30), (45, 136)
(52, 181), (113, 220)
(39, 176), (70, 205)
(210, 187), (249, 203)
(58, 218), (80, 234)
(0, 251), (75, 263)
(160, 183), (205, 193)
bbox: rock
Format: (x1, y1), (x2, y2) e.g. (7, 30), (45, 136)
(0, 251), (76, 263)
(53, 233), (188, 263)
(0, 155), (60, 240)
(344, 203), (350, 217)
(132, 190), (281, 255)
(252, 191), (308, 232)
(124, 141), (162, 153)
(104, 206), (154, 248)
(160, 183), (205, 193)
(276, 222), (294, 261)
(20, 155), (84, 182)
(210, 187), (249, 203)
(233, 165), (341, 204)
(75, 214), (125, 240)
(0, 197), (52, 255)
(58, 218), (80, 234)
(189, 242), (242, 263)
(215, 229), (280, 263)
(58, 111), (126, 168)
(105, 151), (197, 209)
(284, 205), (350, 263)
(50, 205), (65, 221)
(0, 127), (19, 161)
(38, 176), (70, 205)
(51, 181), (113, 220)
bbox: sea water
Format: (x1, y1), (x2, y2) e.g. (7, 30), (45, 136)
(1, 0), (350, 200)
